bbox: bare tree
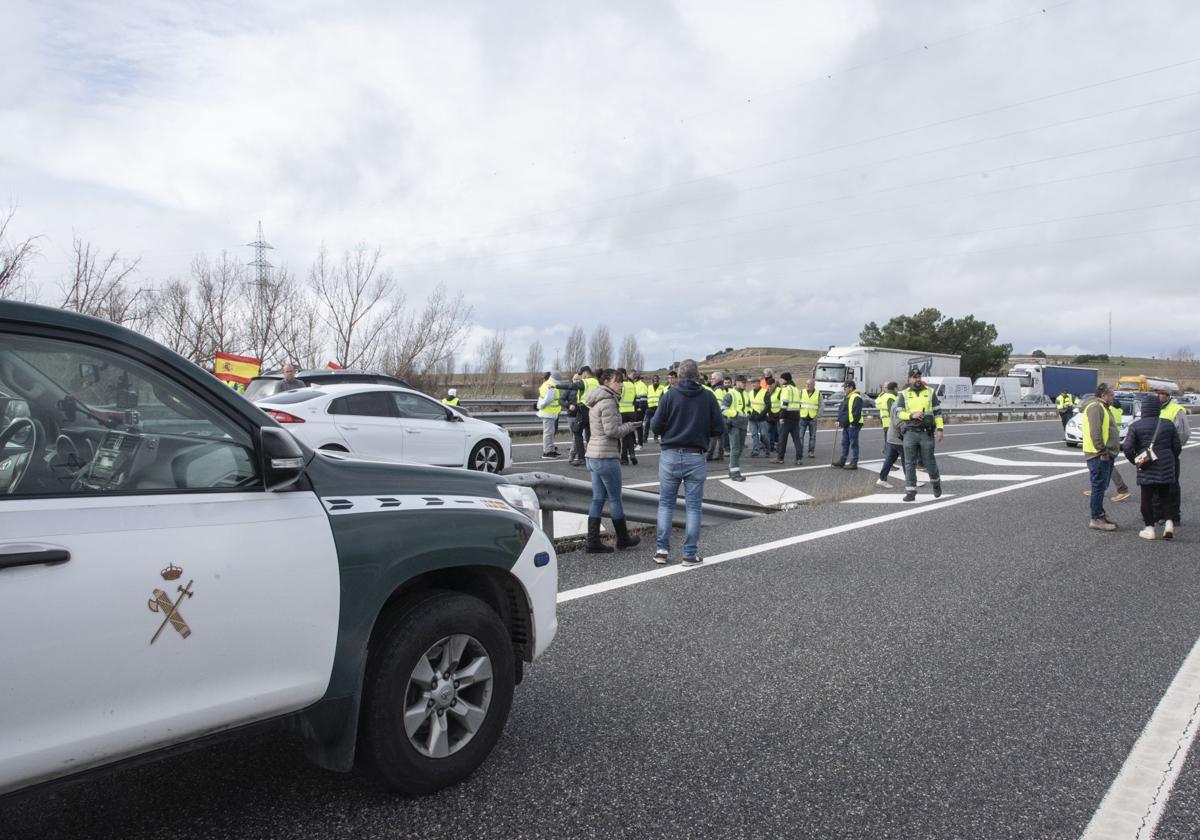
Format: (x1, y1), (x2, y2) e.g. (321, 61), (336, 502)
(563, 326), (586, 373)
(1167, 346), (1199, 390)
(0, 205), (39, 300)
(619, 333), (644, 371)
(59, 236), (148, 328)
(525, 339), (544, 381)
(277, 292), (327, 371)
(476, 330), (507, 395)
(589, 325), (613, 371)
(243, 262), (301, 369)
(193, 252), (248, 367)
(376, 282), (473, 393)
(552, 350), (563, 375)
(150, 277), (207, 362)
(310, 243), (404, 369)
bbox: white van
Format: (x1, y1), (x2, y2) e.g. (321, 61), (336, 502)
(922, 376), (973, 408)
(970, 376), (1021, 405)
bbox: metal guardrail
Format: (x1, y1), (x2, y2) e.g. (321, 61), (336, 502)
(466, 400), (1061, 432)
(505, 471), (761, 538)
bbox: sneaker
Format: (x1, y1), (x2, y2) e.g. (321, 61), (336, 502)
(808, 453), (816, 459)
(1139, 526), (1157, 541)
(681, 555), (703, 567)
(889, 464), (899, 472)
(1089, 518), (1117, 531)
(1112, 491), (1131, 502)
(875, 479), (892, 488)
(1164, 520), (1175, 540)
(831, 461), (845, 469)
(635, 444), (643, 452)
(1102, 516), (1119, 529)
(1083, 489), (1091, 496)
(750, 451), (761, 457)
(541, 452), (560, 459)
(845, 463), (858, 471)
(630, 456), (638, 465)
(730, 473), (746, 482)
(916, 480), (927, 487)
(771, 458), (783, 464)
(902, 492), (917, 502)
(653, 549), (670, 565)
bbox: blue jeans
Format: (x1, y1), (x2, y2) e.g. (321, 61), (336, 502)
(764, 418), (779, 453)
(1087, 456), (1113, 520)
(656, 450), (707, 559)
(749, 419), (767, 454)
(839, 425), (861, 465)
(879, 441), (903, 480)
(798, 417), (817, 454)
(587, 457), (624, 518)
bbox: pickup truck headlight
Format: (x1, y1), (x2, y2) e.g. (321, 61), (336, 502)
(498, 484), (540, 522)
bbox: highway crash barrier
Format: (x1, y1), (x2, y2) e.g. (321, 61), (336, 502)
(504, 471), (763, 539)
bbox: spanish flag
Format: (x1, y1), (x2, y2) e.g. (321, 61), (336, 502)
(326, 360), (343, 370)
(214, 352), (261, 392)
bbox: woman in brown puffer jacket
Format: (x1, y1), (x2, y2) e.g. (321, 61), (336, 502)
(584, 369), (643, 554)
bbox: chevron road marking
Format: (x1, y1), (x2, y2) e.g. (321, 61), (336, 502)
(841, 493), (958, 504)
(719, 475), (813, 506)
(948, 452), (1083, 468)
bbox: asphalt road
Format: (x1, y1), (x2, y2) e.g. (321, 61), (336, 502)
(6, 421), (1200, 839)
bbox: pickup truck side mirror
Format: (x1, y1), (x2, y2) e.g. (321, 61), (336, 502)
(260, 427), (306, 491)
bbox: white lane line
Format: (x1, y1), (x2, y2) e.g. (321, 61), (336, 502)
(841, 493), (957, 504)
(1021, 444), (1078, 456)
(720, 475), (813, 506)
(1081, 635), (1200, 840)
(558, 468), (1088, 603)
(950, 452), (1083, 468)
(943, 432), (987, 436)
(936, 473), (1041, 482)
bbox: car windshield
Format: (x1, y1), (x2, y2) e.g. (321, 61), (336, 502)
(972, 385), (996, 395)
(1009, 372), (1032, 387)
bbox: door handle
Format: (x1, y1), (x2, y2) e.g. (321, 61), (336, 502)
(0, 548), (72, 570)
(340, 425), (358, 431)
(405, 429), (420, 434)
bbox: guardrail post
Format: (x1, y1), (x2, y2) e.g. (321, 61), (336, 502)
(541, 509), (555, 539)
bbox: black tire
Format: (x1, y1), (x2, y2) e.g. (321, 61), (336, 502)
(361, 591), (515, 794)
(468, 439), (505, 473)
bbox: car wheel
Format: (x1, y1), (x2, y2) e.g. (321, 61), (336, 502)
(468, 440), (504, 473)
(361, 591), (515, 794)
(1065, 441), (1078, 448)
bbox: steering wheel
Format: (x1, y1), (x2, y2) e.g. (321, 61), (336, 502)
(0, 418), (44, 495)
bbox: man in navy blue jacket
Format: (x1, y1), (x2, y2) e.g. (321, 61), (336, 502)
(651, 359), (725, 566)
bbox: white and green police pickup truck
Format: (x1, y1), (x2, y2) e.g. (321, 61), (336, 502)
(0, 301), (557, 797)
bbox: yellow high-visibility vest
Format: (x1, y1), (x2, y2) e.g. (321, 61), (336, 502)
(899, 386), (943, 430)
(750, 387), (768, 414)
(798, 388), (820, 419)
(1081, 400), (1112, 455)
(442, 397), (460, 406)
(619, 380), (636, 413)
(876, 392), (897, 429)
(538, 380), (561, 416)
(647, 384), (667, 408)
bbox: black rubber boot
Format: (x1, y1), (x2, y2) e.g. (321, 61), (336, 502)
(585, 517), (613, 554)
(613, 518), (641, 549)
(932, 481), (942, 498)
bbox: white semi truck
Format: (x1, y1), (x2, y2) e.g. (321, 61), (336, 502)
(813, 346), (961, 398)
(968, 376), (1022, 405)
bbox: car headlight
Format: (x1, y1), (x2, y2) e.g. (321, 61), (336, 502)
(498, 484), (540, 522)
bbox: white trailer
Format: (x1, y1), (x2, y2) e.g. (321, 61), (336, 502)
(813, 346), (960, 398)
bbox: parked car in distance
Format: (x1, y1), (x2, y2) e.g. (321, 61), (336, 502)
(256, 384), (510, 472)
(1064, 394), (1140, 447)
(244, 368), (412, 401)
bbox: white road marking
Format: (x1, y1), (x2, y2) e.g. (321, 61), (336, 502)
(720, 475), (813, 506)
(949, 452), (1083, 468)
(624, 439), (1067, 488)
(1021, 444), (1079, 456)
(1081, 634), (1200, 840)
(936, 473), (1041, 482)
(558, 467), (1087, 603)
(943, 432), (987, 436)
(841, 493), (957, 504)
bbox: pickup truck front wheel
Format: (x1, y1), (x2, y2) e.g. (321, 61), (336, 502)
(361, 591), (515, 793)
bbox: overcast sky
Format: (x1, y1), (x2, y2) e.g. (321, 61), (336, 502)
(2, 0), (1198, 366)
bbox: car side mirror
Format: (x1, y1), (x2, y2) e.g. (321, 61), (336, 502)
(448, 412), (464, 422)
(260, 427), (306, 491)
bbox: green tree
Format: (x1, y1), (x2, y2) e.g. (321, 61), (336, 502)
(1031, 349), (1046, 358)
(859, 307), (1012, 379)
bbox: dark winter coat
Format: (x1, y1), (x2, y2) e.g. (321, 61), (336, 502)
(651, 378), (725, 451)
(1122, 394), (1181, 486)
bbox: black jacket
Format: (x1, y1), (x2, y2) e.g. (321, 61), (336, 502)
(1122, 394), (1181, 485)
(651, 379), (725, 451)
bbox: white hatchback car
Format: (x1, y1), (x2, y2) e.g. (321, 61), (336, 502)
(256, 384), (511, 472)
(1064, 394), (1140, 447)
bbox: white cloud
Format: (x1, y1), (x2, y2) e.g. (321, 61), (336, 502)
(2, 0), (1198, 369)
